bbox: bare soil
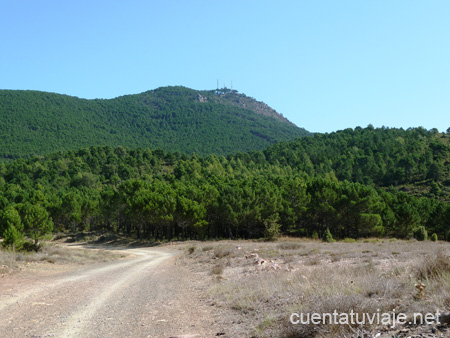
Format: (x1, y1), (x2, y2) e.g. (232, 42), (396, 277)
(0, 244), (228, 338)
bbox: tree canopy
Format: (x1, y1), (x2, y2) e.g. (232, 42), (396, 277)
(0, 86), (308, 160)
(1, 126), (449, 246)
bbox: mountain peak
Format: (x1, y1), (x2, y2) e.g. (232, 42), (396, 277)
(206, 88), (294, 125)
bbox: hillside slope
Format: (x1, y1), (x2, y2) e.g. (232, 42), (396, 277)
(262, 126), (450, 199)
(0, 86), (308, 159)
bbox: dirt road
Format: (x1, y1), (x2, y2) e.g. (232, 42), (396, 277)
(0, 246), (221, 338)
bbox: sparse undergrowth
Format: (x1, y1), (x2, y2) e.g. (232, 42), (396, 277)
(180, 238), (450, 338)
(0, 243), (124, 273)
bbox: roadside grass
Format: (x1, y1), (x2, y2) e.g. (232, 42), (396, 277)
(0, 250), (19, 271)
(60, 231), (160, 247)
(180, 238), (450, 338)
(0, 243), (125, 272)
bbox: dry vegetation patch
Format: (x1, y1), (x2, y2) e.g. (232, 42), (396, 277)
(179, 238), (450, 338)
(0, 243), (125, 275)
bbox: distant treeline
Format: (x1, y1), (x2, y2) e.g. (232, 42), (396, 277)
(1, 126), (450, 247)
(264, 125), (450, 189)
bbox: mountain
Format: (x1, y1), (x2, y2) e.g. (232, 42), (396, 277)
(0, 86), (309, 160)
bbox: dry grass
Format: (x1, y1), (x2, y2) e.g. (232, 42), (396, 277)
(181, 238), (450, 338)
(304, 255), (321, 266)
(211, 264), (225, 275)
(0, 250), (19, 270)
(415, 248), (450, 280)
(277, 242), (305, 250)
(0, 243), (124, 273)
(214, 245), (235, 259)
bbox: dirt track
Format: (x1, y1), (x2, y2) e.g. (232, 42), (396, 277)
(0, 246), (220, 338)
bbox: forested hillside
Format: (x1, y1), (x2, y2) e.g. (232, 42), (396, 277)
(263, 126), (450, 198)
(0, 86), (308, 160)
(1, 126), (449, 248)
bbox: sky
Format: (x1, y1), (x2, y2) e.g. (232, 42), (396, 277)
(1, 0), (450, 133)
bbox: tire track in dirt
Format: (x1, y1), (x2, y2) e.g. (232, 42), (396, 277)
(58, 251), (172, 338)
(0, 248), (176, 338)
(0, 252), (149, 313)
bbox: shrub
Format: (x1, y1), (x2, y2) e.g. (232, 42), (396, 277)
(322, 228), (334, 243)
(311, 231), (319, 240)
(2, 225), (24, 250)
(330, 253), (342, 262)
(305, 255), (321, 266)
(22, 241), (40, 252)
(413, 226), (428, 241)
(264, 214), (281, 241)
(211, 264), (224, 275)
(214, 246), (233, 258)
(431, 233), (438, 242)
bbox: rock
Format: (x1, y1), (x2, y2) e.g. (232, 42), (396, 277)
(196, 94), (207, 103)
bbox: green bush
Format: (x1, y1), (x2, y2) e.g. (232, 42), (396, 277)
(2, 224), (24, 250)
(264, 215), (281, 241)
(431, 233), (438, 242)
(322, 228), (335, 243)
(413, 226), (428, 241)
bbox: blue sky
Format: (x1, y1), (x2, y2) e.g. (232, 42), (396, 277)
(1, 0), (449, 133)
